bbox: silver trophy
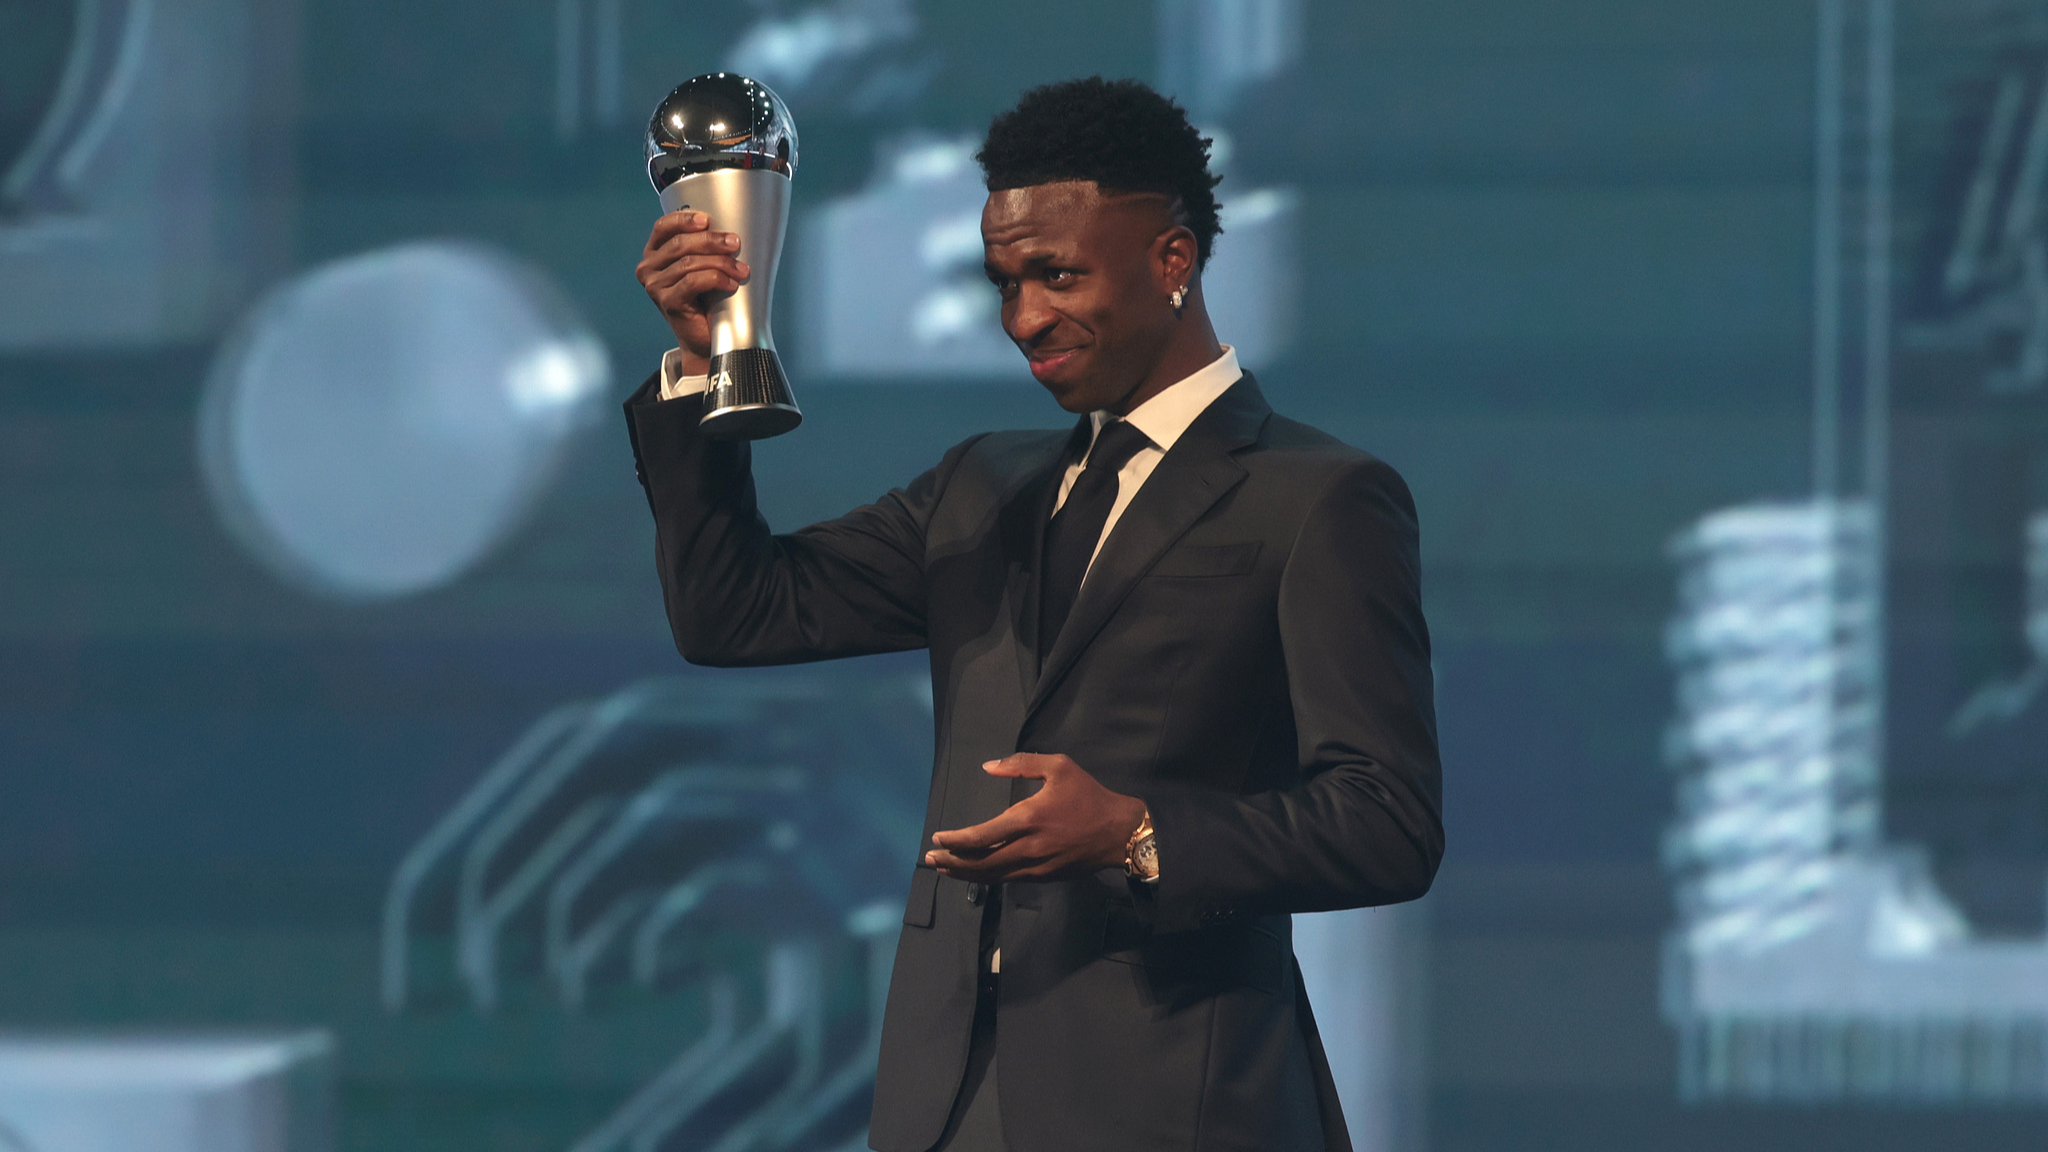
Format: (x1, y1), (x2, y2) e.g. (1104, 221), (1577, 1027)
(647, 73), (801, 440)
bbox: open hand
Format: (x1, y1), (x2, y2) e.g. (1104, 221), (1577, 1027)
(924, 754), (1147, 884)
(636, 210), (750, 374)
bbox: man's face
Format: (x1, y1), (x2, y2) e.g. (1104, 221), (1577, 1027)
(982, 182), (1176, 414)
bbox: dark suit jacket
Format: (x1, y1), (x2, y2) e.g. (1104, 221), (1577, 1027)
(624, 371), (1443, 1152)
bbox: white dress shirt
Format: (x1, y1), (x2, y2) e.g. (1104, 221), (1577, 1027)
(1051, 345), (1242, 576)
(655, 348), (713, 402)
(657, 344), (1244, 581)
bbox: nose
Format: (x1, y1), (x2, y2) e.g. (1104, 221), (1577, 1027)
(1005, 285), (1058, 348)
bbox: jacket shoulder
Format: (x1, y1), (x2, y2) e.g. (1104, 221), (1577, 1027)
(941, 427), (1069, 485)
(968, 427), (1072, 464)
(905, 427), (1069, 515)
(1251, 413), (1412, 498)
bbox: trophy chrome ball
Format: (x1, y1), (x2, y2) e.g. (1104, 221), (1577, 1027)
(646, 74), (801, 440)
(647, 72), (798, 188)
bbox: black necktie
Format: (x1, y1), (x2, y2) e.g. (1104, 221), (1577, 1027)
(1040, 420), (1152, 660)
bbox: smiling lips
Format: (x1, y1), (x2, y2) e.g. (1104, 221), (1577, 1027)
(1028, 347), (1082, 381)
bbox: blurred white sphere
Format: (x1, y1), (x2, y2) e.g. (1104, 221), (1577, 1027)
(199, 241), (611, 601)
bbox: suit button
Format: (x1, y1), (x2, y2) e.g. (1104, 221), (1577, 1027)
(968, 883), (986, 906)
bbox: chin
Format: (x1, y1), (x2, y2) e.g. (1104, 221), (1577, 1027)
(1043, 386), (1094, 413)
(1037, 376), (1108, 414)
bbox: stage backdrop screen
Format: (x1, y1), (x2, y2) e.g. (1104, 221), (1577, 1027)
(3, 1), (2046, 1149)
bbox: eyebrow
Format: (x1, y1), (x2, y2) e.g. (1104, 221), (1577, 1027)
(983, 249), (1062, 277)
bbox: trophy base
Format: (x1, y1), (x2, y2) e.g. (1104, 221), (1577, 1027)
(701, 348), (802, 440)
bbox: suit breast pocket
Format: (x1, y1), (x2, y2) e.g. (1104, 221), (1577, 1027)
(1146, 541), (1261, 579)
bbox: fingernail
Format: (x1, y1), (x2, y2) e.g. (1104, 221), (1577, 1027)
(735, 260), (750, 275)
(723, 234), (739, 248)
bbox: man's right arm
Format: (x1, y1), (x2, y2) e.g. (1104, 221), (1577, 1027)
(625, 369), (976, 667)
(627, 207), (966, 665)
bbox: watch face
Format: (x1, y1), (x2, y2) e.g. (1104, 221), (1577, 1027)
(1135, 835), (1159, 877)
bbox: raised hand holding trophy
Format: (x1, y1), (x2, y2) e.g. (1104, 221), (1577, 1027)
(646, 73), (801, 440)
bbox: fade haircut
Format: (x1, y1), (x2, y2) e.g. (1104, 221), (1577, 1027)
(976, 77), (1223, 269)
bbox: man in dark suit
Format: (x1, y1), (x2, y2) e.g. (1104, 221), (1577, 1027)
(626, 78), (1441, 1152)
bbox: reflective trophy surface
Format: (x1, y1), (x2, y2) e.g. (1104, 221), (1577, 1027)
(647, 73), (801, 439)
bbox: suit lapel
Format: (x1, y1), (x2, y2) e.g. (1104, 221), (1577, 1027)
(1024, 374), (1272, 720)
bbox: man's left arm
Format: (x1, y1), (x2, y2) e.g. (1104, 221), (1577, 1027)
(1138, 456), (1444, 934)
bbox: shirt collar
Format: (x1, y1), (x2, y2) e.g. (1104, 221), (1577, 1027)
(1089, 345), (1242, 452)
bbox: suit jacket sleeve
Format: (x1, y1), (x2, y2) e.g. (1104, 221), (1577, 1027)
(1139, 456), (1444, 933)
(625, 373), (970, 666)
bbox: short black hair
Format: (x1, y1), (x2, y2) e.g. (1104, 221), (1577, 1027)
(977, 77), (1223, 269)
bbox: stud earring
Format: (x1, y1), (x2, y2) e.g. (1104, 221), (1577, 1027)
(1169, 285), (1187, 311)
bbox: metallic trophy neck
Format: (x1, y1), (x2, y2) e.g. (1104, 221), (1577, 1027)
(655, 167), (789, 358)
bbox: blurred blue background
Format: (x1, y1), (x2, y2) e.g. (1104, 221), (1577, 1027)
(6, 0), (2048, 1148)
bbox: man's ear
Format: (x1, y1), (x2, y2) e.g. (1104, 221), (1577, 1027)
(1155, 225), (1200, 292)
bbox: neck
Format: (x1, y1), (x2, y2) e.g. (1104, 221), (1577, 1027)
(1109, 306), (1225, 416)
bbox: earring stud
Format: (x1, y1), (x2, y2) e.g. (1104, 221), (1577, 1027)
(1170, 285), (1187, 311)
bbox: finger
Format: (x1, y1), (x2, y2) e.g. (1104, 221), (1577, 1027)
(981, 753), (1056, 779)
(658, 229), (741, 261)
(930, 859), (1013, 884)
(642, 214), (706, 259)
(637, 234), (745, 281)
(928, 840), (1049, 882)
(643, 276), (733, 319)
(931, 806), (1034, 852)
(643, 253), (750, 287)
(644, 210), (711, 253)
(930, 861), (1015, 885)
(925, 832), (995, 860)
(652, 267), (747, 308)
(642, 255), (750, 293)
(651, 280), (741, 325)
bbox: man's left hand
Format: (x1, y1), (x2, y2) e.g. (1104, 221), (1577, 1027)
(924, 754), (1147, 884)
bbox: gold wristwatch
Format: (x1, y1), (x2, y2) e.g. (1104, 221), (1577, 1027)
(1124, 809), (1160, 883)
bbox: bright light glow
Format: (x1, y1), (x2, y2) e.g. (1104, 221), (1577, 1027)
(893, 137), (977, 184)
(508, 337), (607, 415)
(1868, 869), (1970, 957)
(1204, 126), (1235, 171)
(918, 211), (982, 270)
(909, 284), (991, 346)
(1226, 186), (1294, 226)
(724, 2), (915, 93)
